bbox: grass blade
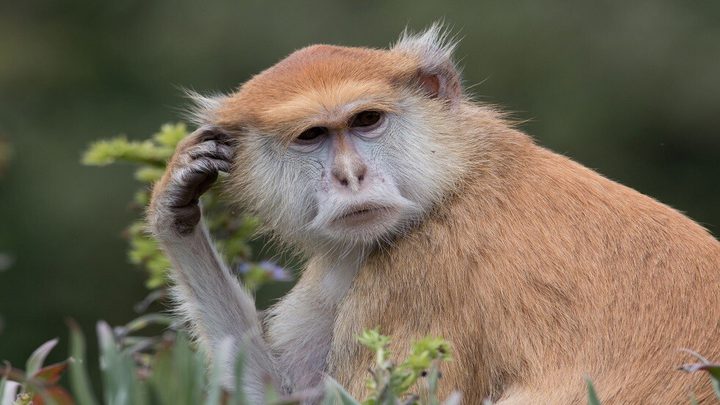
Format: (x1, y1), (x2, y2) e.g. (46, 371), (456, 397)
(229, 348), (248, 405)
(147, 333), (205, 405)
(0, 375), (7, 405)
(121, 314), (173, 335)
(322, 376), (361, 405)
(68, 321), (99, 405)
(25, 338), (58, 377)
(97, 321), (146, 405)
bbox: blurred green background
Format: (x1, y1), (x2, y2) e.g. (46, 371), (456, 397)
(1, 0), (718, 373)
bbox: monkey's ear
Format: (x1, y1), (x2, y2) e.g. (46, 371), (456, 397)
(393, 24), (462, 101)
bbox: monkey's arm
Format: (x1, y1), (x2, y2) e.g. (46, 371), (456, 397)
(147, 129), (278, 402)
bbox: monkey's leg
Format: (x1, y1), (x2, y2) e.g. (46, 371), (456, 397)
(148, 129), (279, 402)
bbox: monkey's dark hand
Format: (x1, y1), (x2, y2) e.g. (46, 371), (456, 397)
(148, 129), (234, 237)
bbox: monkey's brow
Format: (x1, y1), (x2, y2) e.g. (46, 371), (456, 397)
(290, 99), (397, 133)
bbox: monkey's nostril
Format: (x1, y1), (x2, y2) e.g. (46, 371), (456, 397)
(340, 179), (349, 186)
(358, 174), (364, 182)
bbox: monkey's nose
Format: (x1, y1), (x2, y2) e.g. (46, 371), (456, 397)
(331, 156), (367, 192)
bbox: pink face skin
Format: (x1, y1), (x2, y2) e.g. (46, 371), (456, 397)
(288, 110), (410, 240)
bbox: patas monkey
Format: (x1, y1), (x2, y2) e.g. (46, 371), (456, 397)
(148, 26), (720, 403)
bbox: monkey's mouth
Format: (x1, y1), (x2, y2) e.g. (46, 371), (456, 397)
(333, 205), (393, 227)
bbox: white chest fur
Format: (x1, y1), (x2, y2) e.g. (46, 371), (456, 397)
(265, 251), (365, 392)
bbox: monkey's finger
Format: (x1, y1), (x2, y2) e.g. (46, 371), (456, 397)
(190, 157), (232, 174)
(188, 142), (234, 161)
(168, 158), (230, 207)
(168, 170), (216, 208)
(175, 157), (232, 180)
(174, 130), (235, 158)
(189, 157), (231, 195)
(177, 158), (231, 187)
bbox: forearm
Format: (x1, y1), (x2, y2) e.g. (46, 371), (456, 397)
(160, 222), (280, 400)
(146, 127), (281, 401)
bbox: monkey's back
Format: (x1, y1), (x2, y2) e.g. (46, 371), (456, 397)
(328, 129), (720, 403)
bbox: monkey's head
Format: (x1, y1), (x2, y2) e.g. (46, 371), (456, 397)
(190, 26), (473, 252)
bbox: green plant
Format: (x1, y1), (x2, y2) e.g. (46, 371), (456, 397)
(0, 337), (74, 405)
(353, 329), (457, 405)
(1, 321), (458, 405)
(585, 377), (601, 405)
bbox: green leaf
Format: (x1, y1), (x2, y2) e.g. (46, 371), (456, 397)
(134, 166), (165, 183)
(229, 348), (248, 405)
(585, 376), (601, 405)
(153, 123), (188, 147)
(122, 313), (173, 334)
(425, 364), (441, 405)
(133, 190), (151, 206)
(356, 329), (391, 365)
(147, 333), (205, 405)
(97, 321), (147, 405)
(323, 377), (362, 405)
(376, 381), (397, 405)
(263, 379), (282, 405)
(25, 338), (58, 378)
(0, 375), (7, 403)
(82, 137), (172, 167)
(68, 321), (99, 405)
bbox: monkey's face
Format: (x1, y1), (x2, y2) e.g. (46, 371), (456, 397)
(215, 43), (466, 252)
(231, 96), (458, 250)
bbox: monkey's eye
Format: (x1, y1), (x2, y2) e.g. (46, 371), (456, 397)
(295, 126), (328, 143)
(350, 111), (383, 128)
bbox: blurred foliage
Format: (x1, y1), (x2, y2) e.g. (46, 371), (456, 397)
(1, 323), (459, 405)
(0, 337), (74, 405)
(3, 321), (719, 404)
(356, 329), (454, 405)
(81, 123), (287, 290)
